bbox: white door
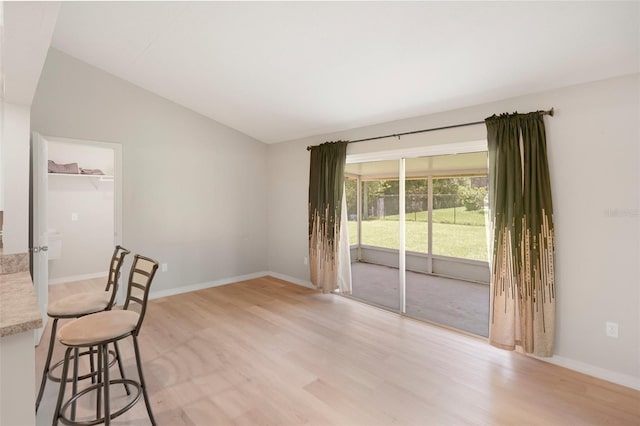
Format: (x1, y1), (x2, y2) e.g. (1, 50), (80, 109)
(31, 132), (48, 345)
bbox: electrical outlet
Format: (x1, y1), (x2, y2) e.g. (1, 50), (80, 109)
(303, 257), (308, 265)
(71, 212), (79, 221)
(605, 321), (618, 338)
(161, 263), (168, 272)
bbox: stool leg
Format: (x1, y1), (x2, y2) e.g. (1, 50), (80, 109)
(132, 335), (156, 426)
(102, 344), (111, 426)
(71, 348), (79, 420)
(113, 341), (131, 395)
(36, 317), (58, 412)
(96, 344), (103, 420)
(52, 347), (72, 426)
(89, 346), (96, 384)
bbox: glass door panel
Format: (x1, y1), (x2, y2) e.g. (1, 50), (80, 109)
(349, 160), (400, 311)
(404, 155), (490, 337)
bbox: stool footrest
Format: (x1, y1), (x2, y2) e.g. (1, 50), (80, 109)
(47, 349), (117, 383)
(58, 379), (142, 426)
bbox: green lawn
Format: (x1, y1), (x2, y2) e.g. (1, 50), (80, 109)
(347, 207), (488, 261)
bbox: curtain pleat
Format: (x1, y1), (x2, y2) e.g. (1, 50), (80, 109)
(308, 141), (349, 293)
(486, 112), (555, 357)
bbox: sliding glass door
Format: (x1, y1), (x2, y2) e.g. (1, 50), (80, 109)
(345, 152), (490, 336)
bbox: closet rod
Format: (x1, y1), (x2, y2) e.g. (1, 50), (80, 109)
(306, 108), (554, 151)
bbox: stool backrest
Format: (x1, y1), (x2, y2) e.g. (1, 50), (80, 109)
(123, 254), (159, 334)
(105, 245), (131, 310)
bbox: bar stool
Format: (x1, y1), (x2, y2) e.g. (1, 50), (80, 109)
(37, 246), (131, 412)
(53, 254), (159, 426)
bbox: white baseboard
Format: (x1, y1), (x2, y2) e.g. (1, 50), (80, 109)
(266, 271), (315, 289)
(535, 354), (640, 391)
(49, 272), (107, 285)
(148, 271), (271, 300)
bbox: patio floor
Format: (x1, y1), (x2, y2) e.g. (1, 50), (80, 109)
(350, 261), (489, 337)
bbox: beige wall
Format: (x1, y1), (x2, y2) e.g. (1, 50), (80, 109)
(267, 74), (640, 388)
(31, 49), (269, 293)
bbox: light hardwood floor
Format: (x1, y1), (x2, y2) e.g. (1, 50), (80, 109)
(36, 276), (640, 425)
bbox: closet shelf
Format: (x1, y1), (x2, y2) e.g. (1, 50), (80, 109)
(48, 173), (113, 180)
(48, 173), (114, 189)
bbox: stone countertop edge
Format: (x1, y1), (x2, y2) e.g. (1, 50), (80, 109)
(0, 271), (43, 337)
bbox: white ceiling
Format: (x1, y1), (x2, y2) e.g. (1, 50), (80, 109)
(50, 1), (639, 144)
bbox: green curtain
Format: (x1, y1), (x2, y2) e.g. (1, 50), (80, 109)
(486, 111), (555, 357)
(308, 141), (349, 293)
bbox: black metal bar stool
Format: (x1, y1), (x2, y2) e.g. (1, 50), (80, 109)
(37, 246), (131, 412)
(53, 254), (159, 426)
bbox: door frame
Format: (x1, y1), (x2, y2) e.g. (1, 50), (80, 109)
(31, 134), (124, 336)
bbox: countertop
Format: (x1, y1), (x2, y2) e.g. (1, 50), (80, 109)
(0, 271), (43, 337)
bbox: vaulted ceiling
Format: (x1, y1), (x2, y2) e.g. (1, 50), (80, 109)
(21, 2), (640, 143)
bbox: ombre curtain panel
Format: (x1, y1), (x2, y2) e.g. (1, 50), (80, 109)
(486, 111), (556, 357)
(308, 141), (351, 294)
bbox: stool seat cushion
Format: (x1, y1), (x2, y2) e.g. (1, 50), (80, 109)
(58, 310), (139, 346)
(47, 291), (111, 317)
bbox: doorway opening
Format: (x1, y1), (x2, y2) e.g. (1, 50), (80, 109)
(47, 140), (118, 284)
